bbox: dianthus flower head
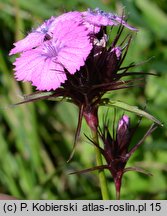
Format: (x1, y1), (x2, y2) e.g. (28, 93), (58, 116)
(98, 115), (157, 199)
(11, 9), (157, 160)
(10, 9), (137, 91)
(71, 115), (157, 199)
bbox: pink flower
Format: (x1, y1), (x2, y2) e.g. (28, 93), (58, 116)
(12, 19), (92, 91)
(10, 9), (137, 91)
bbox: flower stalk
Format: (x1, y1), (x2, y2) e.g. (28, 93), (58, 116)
(91, 129), (110, 200)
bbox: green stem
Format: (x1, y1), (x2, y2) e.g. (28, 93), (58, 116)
(91, 130), (110, 200)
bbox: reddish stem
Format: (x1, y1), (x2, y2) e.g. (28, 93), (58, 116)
(114, 172), (123, 200)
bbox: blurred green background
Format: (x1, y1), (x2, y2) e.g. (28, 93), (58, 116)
(0, 0), (167, 200)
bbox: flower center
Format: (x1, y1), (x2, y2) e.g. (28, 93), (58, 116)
(42, 41), (58, 58)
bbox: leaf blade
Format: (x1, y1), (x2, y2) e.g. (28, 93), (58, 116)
(101, 99), (163, 126)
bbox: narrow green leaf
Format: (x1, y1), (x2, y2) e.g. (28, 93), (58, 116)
(101, 99), (163, 126)
(11, 91), (55, 105)
(23, 91), (55, 100)
(124, 166), (152, 176)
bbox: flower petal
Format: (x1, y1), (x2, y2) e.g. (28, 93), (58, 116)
(9, 32), (46, 55)
(52, 19), (92, 74)
(13, 48), (66, 91)
(53, 11), (82, 23)
(9, 16), (56, 55)
(82, 8), (138, 34)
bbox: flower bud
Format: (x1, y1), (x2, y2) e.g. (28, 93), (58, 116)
(116, 115), (130, 155)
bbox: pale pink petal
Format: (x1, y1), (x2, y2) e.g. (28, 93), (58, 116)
(53, 11), (82, 24)
(52, 19), (92, 74)
(14, 50), (45, 81)
(13, 47), (66, 91)
(9, 33), (45, 55)
(82, 22), (100, 34)
(31, 59), (66, 91)
(114, 16), (138, 31)
(9, 16), (56, 55)
(82, 8), (138, 34)
(36, 16), (56, 34)
(82, 10), (118, 26)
